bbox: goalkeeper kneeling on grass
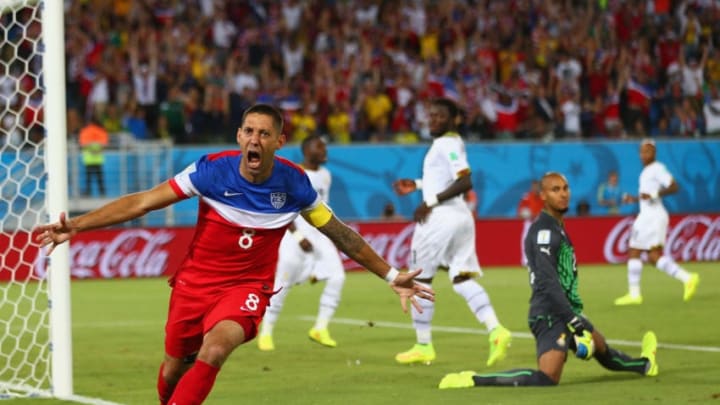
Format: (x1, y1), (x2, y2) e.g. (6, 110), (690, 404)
(440, 172), (658, 389)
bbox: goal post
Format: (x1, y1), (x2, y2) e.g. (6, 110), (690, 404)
(0, 0), (72, 399)
(43, 0), (73, 398)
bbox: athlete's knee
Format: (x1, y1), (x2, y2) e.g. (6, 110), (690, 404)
(627, 248), (643, 259)
(647, 250), (662, 265)
(197, 341), (233, 368)
(163, 355), (193, 384)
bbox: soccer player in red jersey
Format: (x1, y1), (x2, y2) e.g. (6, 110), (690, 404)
(35, 104), (434, 405)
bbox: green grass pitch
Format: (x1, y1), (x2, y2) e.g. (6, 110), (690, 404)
(5, 262), (720, 404)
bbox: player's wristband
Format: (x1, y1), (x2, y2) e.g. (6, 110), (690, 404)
(291, 230), (305, 242)
(384, 267), (400, 283)
(424, 194), (439, 208)
(650, 191), (659, 200)
(414, 179), (423, 190)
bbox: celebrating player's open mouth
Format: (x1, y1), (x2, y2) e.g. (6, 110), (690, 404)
(246, 150), (262, 170)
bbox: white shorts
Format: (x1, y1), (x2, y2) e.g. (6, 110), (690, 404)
(274, 224), (344, 289)
(629, 211), (669, 250)
(410, 205), (482, 279)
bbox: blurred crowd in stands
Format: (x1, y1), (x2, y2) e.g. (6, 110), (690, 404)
(3, 0), (720, 148)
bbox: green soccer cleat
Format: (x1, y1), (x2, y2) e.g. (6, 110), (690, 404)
(487, 325), (512, 366)
(395, 343), (436, 365)
(308, 328), (337, 348)
(614, 293), (643, 306)
(257, 334), (274, 351)
(438, 370), (477, 389)
(683, 273), (700, 302)
(641, 331), (659, 377)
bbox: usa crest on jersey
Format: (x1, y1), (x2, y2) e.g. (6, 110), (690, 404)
(270, 192), (287, 209)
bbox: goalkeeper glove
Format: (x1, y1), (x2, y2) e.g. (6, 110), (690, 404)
(567, 316), (587, 335)
(567, 316), (594, 360)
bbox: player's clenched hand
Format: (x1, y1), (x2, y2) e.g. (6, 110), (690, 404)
(393, 179), (416, 196)
(34, 212), (77, 255)
(390, 269), (435, 313)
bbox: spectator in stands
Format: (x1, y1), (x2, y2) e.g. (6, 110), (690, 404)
(159, 85), (188, 143)
(289, 103), (317, 143)
(704, 83), (720, 136)
(60, 0), (720, 144)
(326, 101), (351, 144)
(518, 179), (543, 265)
(380, 202), (405, 222)
(123, 104), (150, 141)
(517, 179), (544, 221)
(78, 116), (109, 197)
(129, 31), (159, 137)
(596, 170), (624, 215)
(576, 199), (591, 216)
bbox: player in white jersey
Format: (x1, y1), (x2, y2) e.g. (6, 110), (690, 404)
(258, 134), (346, 350)
(391, 98), (512, 367)
(614, 139), (700, 306)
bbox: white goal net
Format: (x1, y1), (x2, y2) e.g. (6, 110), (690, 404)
(0, 0), (72, 400)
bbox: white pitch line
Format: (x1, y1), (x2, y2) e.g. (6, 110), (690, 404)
(72, 315), (720, 353)
(300, 316), (720, 354)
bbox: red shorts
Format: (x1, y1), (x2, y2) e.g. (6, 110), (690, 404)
(164, 285), (271, 359)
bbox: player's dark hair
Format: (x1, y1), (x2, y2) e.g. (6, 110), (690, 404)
(242, 104), (284, 133)
(430, 97), (460, 120)
(301, 134), (323, 155)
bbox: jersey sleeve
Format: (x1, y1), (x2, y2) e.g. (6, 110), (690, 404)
(440, 137), (472, 179)
(168, 155), (215, 198)
(656, 162), (674, 188)
(525, 224), (576, 323)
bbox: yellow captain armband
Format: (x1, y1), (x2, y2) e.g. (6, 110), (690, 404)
(304, 202), (333, 227)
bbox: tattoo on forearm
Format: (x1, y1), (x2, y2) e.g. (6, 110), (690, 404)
(320, 217), (365, 258)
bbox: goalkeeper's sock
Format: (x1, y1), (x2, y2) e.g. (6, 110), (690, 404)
(167, 360), (219, 405)
(156, 363), (175, 405)
(471, 368), (556, 386)
(593, 345), (648, 374)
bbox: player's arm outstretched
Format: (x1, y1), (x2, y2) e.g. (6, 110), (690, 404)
(311, 213), (434, 313)
(35, 181), (182, 254)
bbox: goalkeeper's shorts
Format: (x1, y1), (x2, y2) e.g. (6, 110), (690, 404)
(529, 315), (595, 359)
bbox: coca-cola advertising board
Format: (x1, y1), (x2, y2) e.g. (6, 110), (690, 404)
(2, 214), (718, 281)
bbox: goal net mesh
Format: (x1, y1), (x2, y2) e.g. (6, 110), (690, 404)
(0, 0), (52, 398)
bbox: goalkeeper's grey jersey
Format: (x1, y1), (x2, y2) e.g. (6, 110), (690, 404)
(524, 211), (583, 323)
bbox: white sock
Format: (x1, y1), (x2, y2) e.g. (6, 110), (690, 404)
(656, 256), (691, 283)
(313, 273), (345, 330)
(627, 258), (643, 297)
(411, 282), (434, 344)
(260, 286), (291, 336)
(452, 279), (499, 332)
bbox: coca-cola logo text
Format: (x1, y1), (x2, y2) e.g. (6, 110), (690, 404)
(34, 229), (175, 278)
(342, 223), (415, 269)
(603, 215), (720, 263)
